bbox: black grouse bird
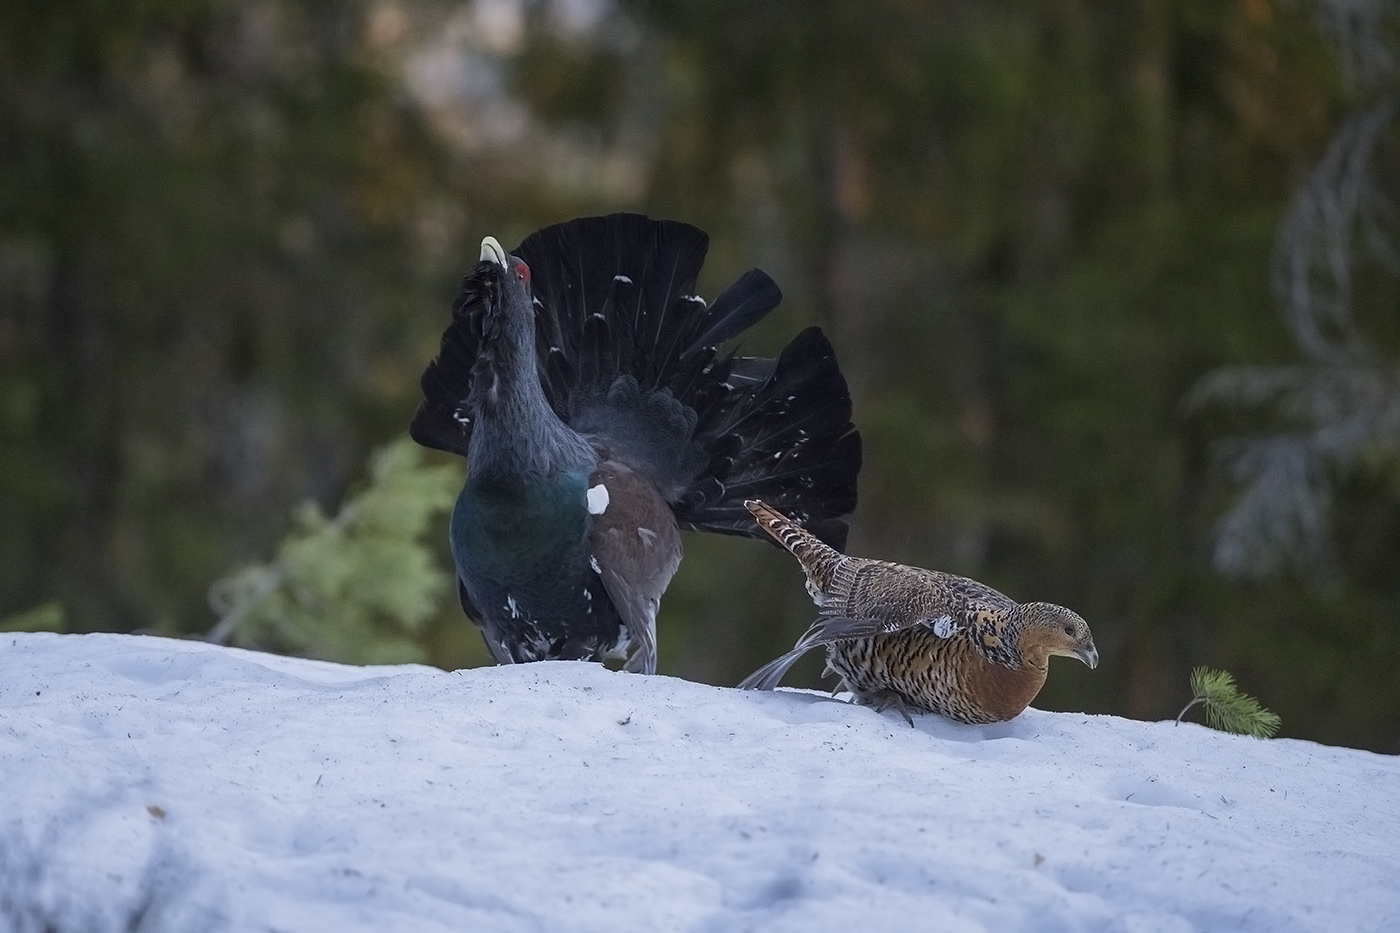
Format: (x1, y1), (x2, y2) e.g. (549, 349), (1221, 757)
(410, 214), (861, 673)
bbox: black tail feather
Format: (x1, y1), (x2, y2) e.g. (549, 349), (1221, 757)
(683, 269), (784, 356)
(676, 326), (860, 550)
(410, 261), (497, 456)
(520, 214), (712, 395)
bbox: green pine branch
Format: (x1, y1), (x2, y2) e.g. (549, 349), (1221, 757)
(205, 437), (461, 665)
(1176, 667), (1281, 739)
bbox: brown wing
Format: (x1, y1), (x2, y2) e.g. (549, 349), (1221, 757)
(832, 562), (1011, 637)
(587, 459), (683, 675)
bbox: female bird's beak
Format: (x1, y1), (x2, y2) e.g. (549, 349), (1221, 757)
(480, 236), (508, 268)
(1076, 645), (1100, 669)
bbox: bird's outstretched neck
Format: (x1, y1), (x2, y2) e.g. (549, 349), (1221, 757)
(464, 241), (594, 481)
(466, 368), (593, 480)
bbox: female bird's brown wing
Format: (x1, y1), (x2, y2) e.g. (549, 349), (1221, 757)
(833, 561), (1016, 643)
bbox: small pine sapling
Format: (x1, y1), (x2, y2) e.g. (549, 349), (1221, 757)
(205, 437), (461, 664)
(1176, 667), (1281, 738)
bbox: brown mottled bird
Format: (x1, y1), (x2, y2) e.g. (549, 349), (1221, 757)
(739, 500), (1099, 725)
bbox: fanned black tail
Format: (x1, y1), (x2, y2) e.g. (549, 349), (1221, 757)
(675, 325), (860, 548)
(410, 213), (861, 547)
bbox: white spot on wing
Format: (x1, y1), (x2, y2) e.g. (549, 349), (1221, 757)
(587, 484), (610, 515)
(590, 556), (602, 574)
(932, 615), (956, 638)
(613, 274), (633, 285)
(506, 595), (520, 619)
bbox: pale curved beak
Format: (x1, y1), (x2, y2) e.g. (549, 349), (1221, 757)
(480, 236), (508, 268)
(1077, 645), (1100, 670)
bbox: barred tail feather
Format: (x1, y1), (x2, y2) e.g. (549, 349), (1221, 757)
(743, 500), (848, 592)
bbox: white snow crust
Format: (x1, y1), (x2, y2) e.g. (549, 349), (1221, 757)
(2, 632), (1396, 932)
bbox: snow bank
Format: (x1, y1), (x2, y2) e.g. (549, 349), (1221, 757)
(1, 632), (1395, 932)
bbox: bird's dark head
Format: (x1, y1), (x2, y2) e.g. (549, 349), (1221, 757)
(474, 236), (534, 342)
(1019, 602), (1099, 670)
(467, 236), (537, 410)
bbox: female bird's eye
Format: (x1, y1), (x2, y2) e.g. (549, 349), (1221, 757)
(1063, 624), (1074, 636)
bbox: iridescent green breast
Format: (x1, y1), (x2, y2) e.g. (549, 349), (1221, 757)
(450, 470), (591, 586)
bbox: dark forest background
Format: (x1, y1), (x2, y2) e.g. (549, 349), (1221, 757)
(3, 0), (1398, 751)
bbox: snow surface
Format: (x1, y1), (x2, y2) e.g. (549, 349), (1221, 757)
(2, 632), (1397, 933)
